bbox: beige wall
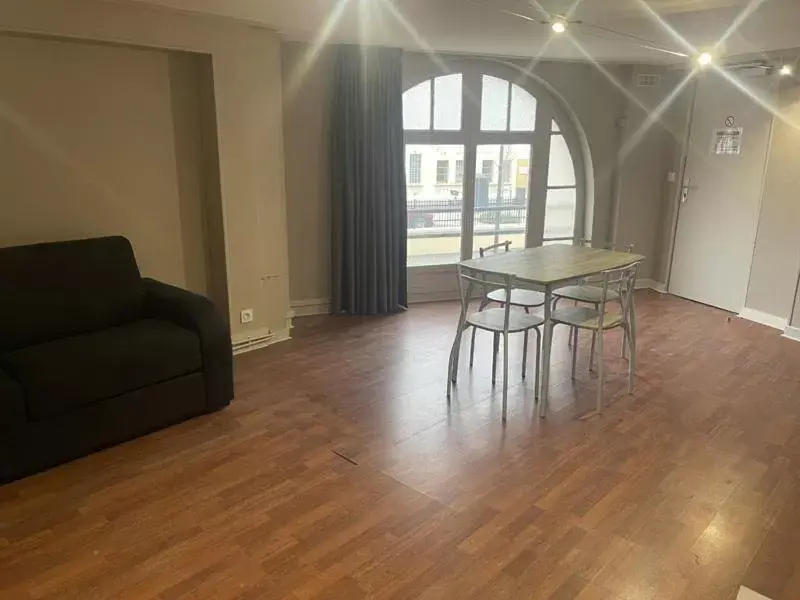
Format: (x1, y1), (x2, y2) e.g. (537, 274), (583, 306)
(615, 67), (692, 282)
(746, 80), (800, 323)
(282, 42), (335, 304)
(0, 35), (212, 296)
(0, 0), (290, 344)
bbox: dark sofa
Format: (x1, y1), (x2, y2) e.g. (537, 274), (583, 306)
(0, 236), (233, 483)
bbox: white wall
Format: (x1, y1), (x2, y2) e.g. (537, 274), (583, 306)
(0, 0), (291, 345)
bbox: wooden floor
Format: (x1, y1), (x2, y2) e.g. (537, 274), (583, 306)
(2, 292), (800, 599)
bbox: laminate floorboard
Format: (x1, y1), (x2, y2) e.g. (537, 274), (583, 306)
(1, 292), (799, 599)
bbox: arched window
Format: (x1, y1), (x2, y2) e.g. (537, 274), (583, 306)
(402, 66), (584, 266)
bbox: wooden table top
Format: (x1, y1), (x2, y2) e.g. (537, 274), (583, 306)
(460, 244), (645, 286)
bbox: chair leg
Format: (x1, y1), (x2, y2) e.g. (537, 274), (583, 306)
(629, 297), (638, 394)
(469, 327), (477, 369)
(571, 327), (578, 380)
(502, 330), (510, 423)
(627, 324), (637, 394)
(522, 330), (529, 380)
(446, 323), (465, 400)
(492, 332), (500, 386)
(596, 328), (605, 412)
(589, 332), (597, 373)
(534, 327), (541, 402)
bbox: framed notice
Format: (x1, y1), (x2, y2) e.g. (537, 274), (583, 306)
(713, 127), (743, 156)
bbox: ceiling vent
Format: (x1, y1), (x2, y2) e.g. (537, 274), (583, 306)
(635, 73), (661, 87)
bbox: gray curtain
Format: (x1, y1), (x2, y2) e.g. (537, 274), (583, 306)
(330, 45), (407, 315)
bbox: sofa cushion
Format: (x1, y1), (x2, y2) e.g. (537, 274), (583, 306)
(0, 368), (26, 430)
(0, 236), (144, 352)
(0, 319), (201, 421)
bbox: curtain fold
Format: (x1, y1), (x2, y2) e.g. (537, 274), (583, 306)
(330, 45), (407, 315)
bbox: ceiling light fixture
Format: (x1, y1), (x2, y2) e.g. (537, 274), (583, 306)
(697, 52), (713, 67)
(780, 64), (793, 77)
(551, 20), (566, 34)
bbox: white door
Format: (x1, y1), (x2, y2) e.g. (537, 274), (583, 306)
(669, 70), (776, 312)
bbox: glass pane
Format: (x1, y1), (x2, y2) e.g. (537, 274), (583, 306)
(406, 144), (465, 266)
(480, 75), (509, 131)
(551, 119), (560, 132)
(473, 144), (531, 257)
(403, 80), (431, 130)
(433, 74), (462, 131)
(544, 188), (577, 240)
(509, 84), (536, 131)
(548, 134), (576, 186)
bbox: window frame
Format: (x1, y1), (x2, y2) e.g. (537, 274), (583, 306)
(402, 58), (588, 266)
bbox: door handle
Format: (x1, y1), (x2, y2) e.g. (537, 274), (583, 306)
(680, 179), (697, 204)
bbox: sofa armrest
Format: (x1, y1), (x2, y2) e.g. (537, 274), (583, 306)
(143, 278), (233, 412)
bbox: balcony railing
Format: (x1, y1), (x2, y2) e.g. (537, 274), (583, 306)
(407, 196), (526, 238)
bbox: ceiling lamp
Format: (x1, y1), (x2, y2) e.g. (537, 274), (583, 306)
(551, 20), (567, 34)
(697, 52), (714, 68)
(780, 64), (794, 77)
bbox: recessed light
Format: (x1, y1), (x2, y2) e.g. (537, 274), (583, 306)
(551, 20), (566, 34)
(780, 64), (793, 77)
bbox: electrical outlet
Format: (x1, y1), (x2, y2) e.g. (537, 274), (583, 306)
(240, 309), (254, 324)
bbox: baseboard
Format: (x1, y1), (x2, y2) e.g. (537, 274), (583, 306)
(408, 290), (460, 304)
(636, 279), (668, 293)
(290, 298), (331, 317)
(232, 326), (292, 356)
(738, 308), (788, 331)
(783, 325), (800, 342)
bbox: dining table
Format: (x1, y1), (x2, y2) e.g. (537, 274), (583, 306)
(460, 244), (645, 417)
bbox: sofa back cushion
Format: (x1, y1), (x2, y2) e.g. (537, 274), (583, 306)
(0, 236), (144, 351)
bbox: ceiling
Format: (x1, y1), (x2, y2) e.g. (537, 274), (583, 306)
(119, 0), (800, 63)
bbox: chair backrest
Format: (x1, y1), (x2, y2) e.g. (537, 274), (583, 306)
(576, 238), (634, 253)
(455, 264), (515, 329)
(596, 262), (640, 329)
(479, 240), (512, 258)
(577, 239), (634, 284)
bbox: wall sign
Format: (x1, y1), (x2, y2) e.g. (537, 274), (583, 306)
(713, 127), (743, 156)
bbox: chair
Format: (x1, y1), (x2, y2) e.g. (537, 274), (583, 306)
(479, 241), (546, 310)
(447, 265), (543, 423)
(470, 241), (545, 369)
(553, 239), (635, 365)
(549, 263), (639, 413)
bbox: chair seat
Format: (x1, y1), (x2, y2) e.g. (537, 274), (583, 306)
(553, 285), (620, 304)
(487, 288), (545, 308)
(468, 308), (544, 333)
(551, 306), (623, 330)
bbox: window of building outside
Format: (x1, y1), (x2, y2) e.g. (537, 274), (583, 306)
(403, 71), (580, 266)
(436, 160), (449, 184)
(408, 153), (422, 185)
(481, 160), (494, 182)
